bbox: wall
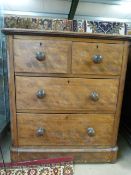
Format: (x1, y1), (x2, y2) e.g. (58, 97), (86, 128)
(1, 0), (131, 22)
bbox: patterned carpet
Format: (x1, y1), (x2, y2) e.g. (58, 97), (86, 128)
(0, 157), (74, 175)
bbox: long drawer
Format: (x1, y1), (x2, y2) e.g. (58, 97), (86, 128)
(72, 42), (123, 75)
(17, 113), (114, 146)
(14, 39), (71, 73)
(16, 77), (119, 112)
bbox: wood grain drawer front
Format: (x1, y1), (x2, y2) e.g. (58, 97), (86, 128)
(72, 42), (123, 75)
(16, 77), (119, 112)
(14, 39), (71, 73)
(17, 113), (114, 146)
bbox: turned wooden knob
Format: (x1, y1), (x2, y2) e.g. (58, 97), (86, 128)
(35, 51), (45, 61)
(92, 55), (103, 63)
(36, 128), (45, 136)
(36, 89), (46, 99)
(90, 91), (99, 101)
(87, 128), (95, 137)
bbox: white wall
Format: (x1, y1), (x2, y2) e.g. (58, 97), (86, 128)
(2, 0), (70, 14)
(76, 2), (131, 19)
(1, 0), (131, 21)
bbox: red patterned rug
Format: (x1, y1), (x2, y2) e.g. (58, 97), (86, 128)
(0, 157), (73, 175)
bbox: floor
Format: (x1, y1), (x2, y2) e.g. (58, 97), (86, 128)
(0, 132), (131, 175)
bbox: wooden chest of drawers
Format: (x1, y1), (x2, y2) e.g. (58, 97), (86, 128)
(3, 29), (130, 163)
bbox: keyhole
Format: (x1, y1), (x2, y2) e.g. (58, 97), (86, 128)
(40, 42), (42, 46)
(96, 45), (98, 48)
(68, 80), (70, 84)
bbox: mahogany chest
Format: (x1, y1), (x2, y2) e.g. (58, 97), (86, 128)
(2, 29), (130, 163)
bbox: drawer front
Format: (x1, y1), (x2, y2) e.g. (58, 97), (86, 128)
(16, 77), (119, 112)
(14, 39), (71, 73)
(72, 42), (123, 75)
(17, 113), (114, 146)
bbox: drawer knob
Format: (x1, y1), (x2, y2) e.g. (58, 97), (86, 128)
(36, 89), (46, 99)
(87, 128), (95, 137)
(92, 55), (103, 63)
(90, 91), (99, 101)
(36, 128), (45, 136)
(36, 51), (45, 61)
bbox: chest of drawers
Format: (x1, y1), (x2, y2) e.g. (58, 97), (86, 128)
(3, 29), (130, 163)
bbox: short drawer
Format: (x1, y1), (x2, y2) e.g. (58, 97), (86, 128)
(72, 42), (123, 75)
(16, 77), (119, 112)
(14, 39), (71, 73)
(17, 113), (114, 146)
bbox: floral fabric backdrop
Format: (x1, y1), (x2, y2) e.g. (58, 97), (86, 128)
(4, 15), (127, 35)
